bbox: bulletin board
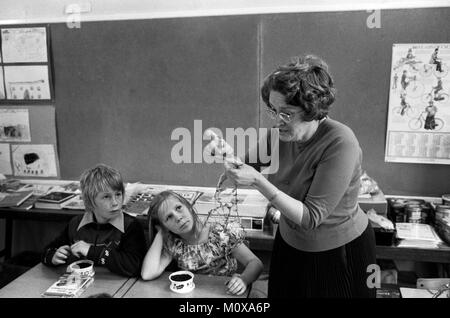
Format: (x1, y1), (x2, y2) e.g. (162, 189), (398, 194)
(0, 24), (54, 103)
(0, 24), (58, 178)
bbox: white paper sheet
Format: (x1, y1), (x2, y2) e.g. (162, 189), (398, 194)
(385, 44), (450, 164)
(0, 108), (31, 142)
(4, 65), (51, 100)
(0, 143), (12, 175)
(11, 144), (58, 177)
(1, 27), (47, 63)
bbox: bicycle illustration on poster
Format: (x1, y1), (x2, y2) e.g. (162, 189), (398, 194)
(386, 43), (450, 165)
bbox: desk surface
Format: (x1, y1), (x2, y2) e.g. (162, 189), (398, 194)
(123, 271), (247, 298)
(0, 263), (132, 298)
(1, 206), (450, 263)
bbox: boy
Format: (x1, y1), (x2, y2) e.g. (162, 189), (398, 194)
(42, 164), (147, 277)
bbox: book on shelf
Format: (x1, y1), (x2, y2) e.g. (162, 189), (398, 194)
(42, 272), (94, 298)
(34, 192), (76, 209)
(123, 189), (203, 216)
(9, 194), (41, 210)
(61, 195), (85, 210)
(0, 190), (34, 208)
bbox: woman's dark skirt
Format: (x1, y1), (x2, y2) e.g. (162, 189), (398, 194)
(268, 223), (377, 298)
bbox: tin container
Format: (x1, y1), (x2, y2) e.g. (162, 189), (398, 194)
(405, 201), (430, 224)
(390, 199), (407, 223)
(442, 194), (450, 206)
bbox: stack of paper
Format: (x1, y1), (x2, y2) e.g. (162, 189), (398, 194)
(42, 272), (94, 298)
(395, 223), (443, 248)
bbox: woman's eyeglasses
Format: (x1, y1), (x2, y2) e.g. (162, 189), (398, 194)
(265, 107), (295, 123)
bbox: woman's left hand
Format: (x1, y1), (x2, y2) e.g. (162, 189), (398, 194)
(224, 159), (260, 187)
(226, 274), (247, 295)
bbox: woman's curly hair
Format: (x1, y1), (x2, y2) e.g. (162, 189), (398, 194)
(261, 54), (336, 121)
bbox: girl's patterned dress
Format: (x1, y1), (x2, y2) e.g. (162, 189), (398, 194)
(163, 222), (245, 276)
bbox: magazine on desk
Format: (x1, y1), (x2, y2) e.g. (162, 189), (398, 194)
(0, 190), (34, 208)
(42, 272), (94, 298)
(395, 223), (444, 248)
(34, 191), (76, 209)
(124, 188), (203, 216)
(61, 194), (85, 210)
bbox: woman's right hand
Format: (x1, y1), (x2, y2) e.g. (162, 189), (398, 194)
(51, 245), (71, 265)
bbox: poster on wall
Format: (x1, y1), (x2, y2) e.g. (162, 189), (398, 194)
(0, 143), (12, 175)
(1, 27), (48, 63)
(11, 144), (58, 177)
(0, 68), (5, 100)
(0, 108), (31, 142)
(385, 43), (450, 164)
(0, 25), (53, 103)
(3, 65), (51, 100)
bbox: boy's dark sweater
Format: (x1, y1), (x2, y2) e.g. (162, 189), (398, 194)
(42, 212), (147, 277)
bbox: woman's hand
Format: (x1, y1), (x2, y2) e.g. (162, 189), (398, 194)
(224, 159), (261, 187)
(51, 245), (71, 265)
(266, 206), (281, 224)
(226, 274), (247, 296)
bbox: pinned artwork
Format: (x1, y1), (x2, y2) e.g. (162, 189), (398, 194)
(11, 144), (58, 177)
(0, 143), (12, 175)
(0, 68), (5, 100)
(386, 43), (450, 164)
(4, 65), (51, 100)
(1, 27), (48, 63)
(0, 108), (31, 142)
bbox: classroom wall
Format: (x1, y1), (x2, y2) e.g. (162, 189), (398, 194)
(48, 7), (450, 197)
(51, 16), (260, 187)
(5, 6), (450, 258)
(258, 8), (450, 196)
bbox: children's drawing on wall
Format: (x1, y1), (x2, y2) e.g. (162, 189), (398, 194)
(0, 109), (31, 142)
(11, 144), (58, 177)
(386, 43), (450, 165)
(1, 27), (48, 63)
(3, 65), (51, 100)
(0, 68), (5, 100)
(0, 143), (12, 175)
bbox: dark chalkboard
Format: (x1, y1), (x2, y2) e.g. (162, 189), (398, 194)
(259, 8), (450, 196)
(50, 16), (260, 187)
(44, 8), (450, 196)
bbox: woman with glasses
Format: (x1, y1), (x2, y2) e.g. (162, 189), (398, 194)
(217, 54), (376, 298)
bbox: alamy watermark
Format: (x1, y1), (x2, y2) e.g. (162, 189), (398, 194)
(170, 120), (280, 174)
(66, 4), (82, 29)
(367, 264), (381, 289)
(366, 10), (381, 29)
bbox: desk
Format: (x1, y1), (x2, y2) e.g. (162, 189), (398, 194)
(122, 271), (247, 298)
(0, 207), (82, 259)
(0, 263), (133, 298)
(2, 206), (450, 265)
(376, 245), (450, 263)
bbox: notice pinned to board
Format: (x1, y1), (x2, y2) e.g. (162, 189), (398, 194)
(385, 43), (450, 165)
(1, 27), (48, 63)
(11, 144), (58, 177)
(0, 143), (12, 175)
(0, 108), (31, 142)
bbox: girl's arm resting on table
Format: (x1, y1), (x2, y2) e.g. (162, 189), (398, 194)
(141, 230), (173, 280)
(231, 243), (264, 286)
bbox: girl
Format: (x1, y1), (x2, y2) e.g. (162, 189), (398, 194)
(141, 190), (263, 296)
